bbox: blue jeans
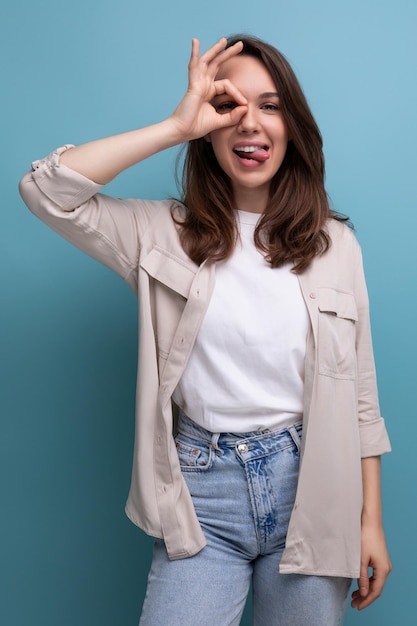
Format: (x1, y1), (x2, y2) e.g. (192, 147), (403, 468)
(139, 413), (351, 625)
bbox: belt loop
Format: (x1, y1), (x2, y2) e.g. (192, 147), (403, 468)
(210, 432), (221, 452)
(287, 425), (302, 454)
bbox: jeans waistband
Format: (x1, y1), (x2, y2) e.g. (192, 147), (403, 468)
(177, 409), (302, 451)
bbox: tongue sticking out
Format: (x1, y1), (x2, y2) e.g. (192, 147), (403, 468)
(236, 148), (270, 162)
(250, 148), (269, 162)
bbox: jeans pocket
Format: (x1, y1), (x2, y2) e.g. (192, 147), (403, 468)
(174, 435), (214, 472)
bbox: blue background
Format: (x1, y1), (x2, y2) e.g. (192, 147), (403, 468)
(2, 1), (416, 624)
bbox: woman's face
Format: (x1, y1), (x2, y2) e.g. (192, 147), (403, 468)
(207, 55), (288, 212)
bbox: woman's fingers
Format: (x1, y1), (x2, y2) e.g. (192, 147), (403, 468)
(199, 37), (228, 64)
(190, 37), (244, 80)
(200, 37), (243, 67)
(188, 38), (201, 69)
(358, 560), (370, 598)
(215, 105), (248, 130)
(188, 39), (248, 105)
(212, 78), (247, 106)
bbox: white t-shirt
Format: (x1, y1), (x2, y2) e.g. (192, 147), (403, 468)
(173, 210), (309, 432)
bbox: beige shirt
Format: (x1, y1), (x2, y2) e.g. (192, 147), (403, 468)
(19, 145), (391, 578)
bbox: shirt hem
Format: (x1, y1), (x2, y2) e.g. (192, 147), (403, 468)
(279, 564), (358, 578)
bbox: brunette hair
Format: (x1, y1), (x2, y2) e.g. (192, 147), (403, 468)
(177, 34), (349, 273)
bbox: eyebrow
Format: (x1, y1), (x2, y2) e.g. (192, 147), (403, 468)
(212, 91), (280, 104)
(259, 92), (280, 99)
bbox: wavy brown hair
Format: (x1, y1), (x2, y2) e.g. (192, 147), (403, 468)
(176, 34), (349, 273)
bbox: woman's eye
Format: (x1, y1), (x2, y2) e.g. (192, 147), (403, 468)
(215, 102), (237, 113)
(261, 103), (280, 111)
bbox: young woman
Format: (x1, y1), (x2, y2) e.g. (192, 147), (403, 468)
(20, 35), (391, 625)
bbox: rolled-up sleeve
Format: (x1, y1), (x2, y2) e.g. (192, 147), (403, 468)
(19, 145), (162, 292)
(353, 237), (391, 457)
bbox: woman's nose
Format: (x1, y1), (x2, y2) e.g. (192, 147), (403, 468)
(237, 105), (259, 132)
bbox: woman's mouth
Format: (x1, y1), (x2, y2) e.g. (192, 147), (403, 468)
(233, 145), (270, 162)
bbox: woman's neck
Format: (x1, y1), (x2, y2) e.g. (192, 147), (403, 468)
(232, 186), (268, 214)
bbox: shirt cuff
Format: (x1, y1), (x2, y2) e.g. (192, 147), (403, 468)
(31, 145), (103, 211)
(359, 417), (392, 457)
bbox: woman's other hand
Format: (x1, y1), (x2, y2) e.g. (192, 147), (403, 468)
(351, 524), (392, 610)
(351, 456), (392, 610)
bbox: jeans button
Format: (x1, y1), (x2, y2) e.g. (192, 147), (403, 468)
(237, 443), (248, 454)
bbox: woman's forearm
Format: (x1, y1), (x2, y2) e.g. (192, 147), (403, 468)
(361, 456), (383, 526)
(59, 117), (186, 185)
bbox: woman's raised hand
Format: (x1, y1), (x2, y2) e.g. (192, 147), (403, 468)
(170, 37), (248, 141)
(58, 38), (248, 184)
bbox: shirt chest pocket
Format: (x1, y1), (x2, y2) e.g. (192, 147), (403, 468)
(317, 287), (358, 380)
(140, 247), (197, 362)
(140, 247), (196, 298)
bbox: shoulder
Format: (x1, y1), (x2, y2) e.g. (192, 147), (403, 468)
(305, 219), (361, 280)
(325, 218), (361, 257)
(326, 217), (355, 241)
(127, 198), (187, 232)
(139, 198), (186, 221)
(301, 219), (363, 293)
(137, 199), (192, 261)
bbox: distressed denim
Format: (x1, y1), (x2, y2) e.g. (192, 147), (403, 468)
(139, 413), (351, 625)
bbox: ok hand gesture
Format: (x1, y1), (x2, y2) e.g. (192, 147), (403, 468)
(170, 37), (248, 142)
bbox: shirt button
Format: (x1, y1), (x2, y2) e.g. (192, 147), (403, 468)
(237, 443), (248, 454)
(309, 292), (316, 299)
